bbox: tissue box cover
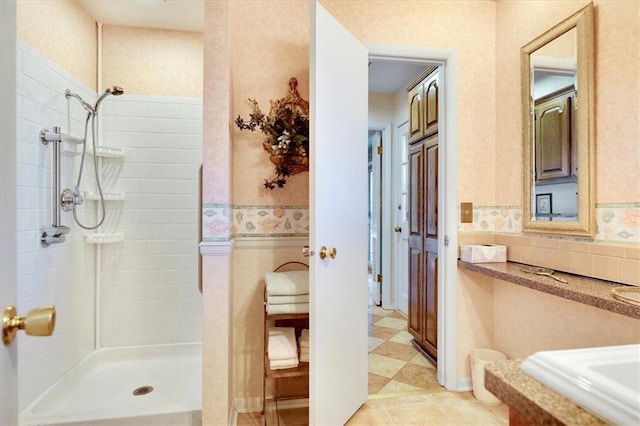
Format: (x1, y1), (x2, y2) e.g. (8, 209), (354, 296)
(460, 244), (506, 263)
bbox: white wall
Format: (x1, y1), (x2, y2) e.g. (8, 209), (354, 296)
(16, 40), (96, 410)
(99, 96), (203, 347)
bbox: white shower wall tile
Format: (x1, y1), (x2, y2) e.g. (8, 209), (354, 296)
(99, 94), (202, 348)
(16, 41), (97, 411)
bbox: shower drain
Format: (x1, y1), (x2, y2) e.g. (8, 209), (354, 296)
(132, 386), (154, 396)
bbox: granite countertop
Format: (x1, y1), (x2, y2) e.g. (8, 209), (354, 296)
(458, 260), (640, 320)
(485, 360), (605, 425)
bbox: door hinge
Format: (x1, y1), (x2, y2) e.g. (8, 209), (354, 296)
(444, 235), (449, 247)
(377, 145), (382, 155)
(376, 274), (383, 283)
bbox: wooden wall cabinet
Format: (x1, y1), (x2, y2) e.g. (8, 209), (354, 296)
(534, 87), (575, 181)
(408, 69), (439, 143)
(407, 68), (440, 363)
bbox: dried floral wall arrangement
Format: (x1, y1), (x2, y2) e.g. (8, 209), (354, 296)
(235, 77), (309, 189)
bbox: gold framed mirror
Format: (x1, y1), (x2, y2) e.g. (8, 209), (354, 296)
(522, 3), (595, 237)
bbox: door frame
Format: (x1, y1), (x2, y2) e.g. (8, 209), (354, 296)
(393, 121), (409, 315)
(1, 0), (18, 423)
(367, 44), (459, 390)
(368, 122), (392, 309)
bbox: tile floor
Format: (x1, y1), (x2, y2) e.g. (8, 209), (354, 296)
(236, 304), (509, 425)
(367, 305), (441, 395)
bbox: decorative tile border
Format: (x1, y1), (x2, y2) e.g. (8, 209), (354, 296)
(204, 203), (637, 244)
(202, 204), (309, 241)
(596, 204), (640, 243)
(202, 204), (232, 242)
(459, 204), (640, 244)
(232, 205), (309, 237)
(458, 206), (522, 234)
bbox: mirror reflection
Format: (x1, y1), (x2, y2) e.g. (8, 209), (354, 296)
(531, 28), (577, 222)
(522, 3), (595, 237)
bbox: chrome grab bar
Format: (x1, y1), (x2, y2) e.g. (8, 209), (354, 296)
(39, 127), (77, 247)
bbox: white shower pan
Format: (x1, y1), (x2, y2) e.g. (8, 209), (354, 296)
(521, 344), (640, 425)
(20, 343), (202, 425)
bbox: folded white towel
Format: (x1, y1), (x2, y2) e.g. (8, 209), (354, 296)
(266, 303), (309, 315)
(268, 327), (297, 361)
(299, 354), (309, 363)
(270, 357), (299, 370)
(265, 271), (309, 296)
(299, 348), (309, 355)
(298, 336), (309, 349)
(300, 329), (309, 339)
(267, 294), (310, 305)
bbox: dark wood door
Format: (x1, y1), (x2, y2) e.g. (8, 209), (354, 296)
(424, 76), (438, 137)
(423, 137), (438, 360)
(407, 135), (439, 363)
(535, 87), (574, 180)
(408, 142), (424, 340)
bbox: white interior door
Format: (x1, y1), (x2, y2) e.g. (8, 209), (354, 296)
(309, 2), (368, 424)
(370, 131), (382, 306)
(1, 1), (18, 424)
(394, 122), (410, 315)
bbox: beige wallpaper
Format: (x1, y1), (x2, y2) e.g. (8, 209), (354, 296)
(17, 0), (97, 90)
(101, 25), (203, 98)
(230, 0), (310, 206)
(227, 0), (497, 206)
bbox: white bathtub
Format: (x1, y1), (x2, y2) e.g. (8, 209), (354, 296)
(20, 343), (202, 426)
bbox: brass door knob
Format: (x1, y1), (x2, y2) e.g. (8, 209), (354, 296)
(319, 246), (337, 260)
(3, 305), (56, 346)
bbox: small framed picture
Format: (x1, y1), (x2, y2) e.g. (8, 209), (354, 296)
(536, 193), (552, 215)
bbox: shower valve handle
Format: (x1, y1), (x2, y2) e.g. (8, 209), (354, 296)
(61, 188), (82, 212)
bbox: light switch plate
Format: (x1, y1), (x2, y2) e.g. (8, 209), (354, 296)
(461, 202), (473, 223)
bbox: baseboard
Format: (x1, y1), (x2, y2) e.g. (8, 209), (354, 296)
(456, 376), (473, 392)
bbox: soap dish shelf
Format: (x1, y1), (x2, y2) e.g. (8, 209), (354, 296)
(86, 146), (125, 158)
(85, 233), (124, 244)
(84, 191), (125, 201)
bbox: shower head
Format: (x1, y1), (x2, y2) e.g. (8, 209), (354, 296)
(94, 86), (125, 113)
(107, 86), (124, 96)
(65, 88), (95, 114)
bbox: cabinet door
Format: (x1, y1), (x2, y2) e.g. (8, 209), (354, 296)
(422, 139), (438, 361)
(535, 92), (572, 180)
(408, 84), (424, 143)
(424, 73), (439, 137)
(407, 142), (424, 340)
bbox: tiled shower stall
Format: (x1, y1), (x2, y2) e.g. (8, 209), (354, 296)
(16, 40), (202, 413)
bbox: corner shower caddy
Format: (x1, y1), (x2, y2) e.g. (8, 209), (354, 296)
(83, 144), (125, 244)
